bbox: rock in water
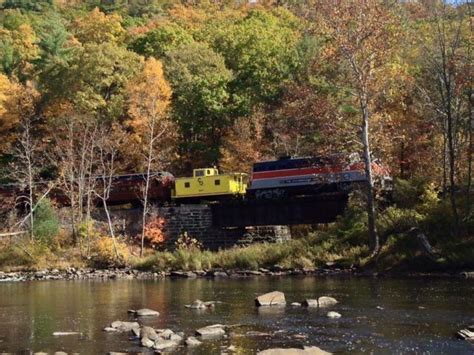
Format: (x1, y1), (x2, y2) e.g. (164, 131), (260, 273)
(109, 321), (140, 332)
(291, 302), (301, 307)
(257, 346), (332, 354)
(317, 296), (338, 307)
(186, 300), (206, 309)
(456, 329), (474, 340)
(153, 339), (179, 351)
(158, 329), (175, 339)
(196, 324), (226, 339)
(326, 311), (341, 319)
(301, 299), (318, 308)
(130, 308), (159, 317)
(140, 326), (159, 341)
(185, 336), (202, 347)
(255, 291), (286, 307)
(141, 337), (154, 348)
(52, 332), (82, 336)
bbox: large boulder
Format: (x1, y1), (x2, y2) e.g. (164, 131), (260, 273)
(255, 291), (286, 307)
(196, 324), (226, 339)
(258, 346), (331, 355)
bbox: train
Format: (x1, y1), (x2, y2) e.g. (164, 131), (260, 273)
(0, 154), (391, 208)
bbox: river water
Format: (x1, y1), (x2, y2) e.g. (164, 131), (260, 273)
(0, 276), (472, 354)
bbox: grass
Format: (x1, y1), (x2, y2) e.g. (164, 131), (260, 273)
(131, 234), (369, 272)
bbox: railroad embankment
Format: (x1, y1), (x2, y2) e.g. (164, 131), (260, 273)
(0, 182), (472, 276)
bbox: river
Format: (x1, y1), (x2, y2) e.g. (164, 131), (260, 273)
(0, 276), (472, 354)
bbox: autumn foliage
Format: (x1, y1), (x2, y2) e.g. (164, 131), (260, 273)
(143, 216), (166, 248)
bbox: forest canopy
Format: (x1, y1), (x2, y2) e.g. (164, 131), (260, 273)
(0, 1), (471, 243)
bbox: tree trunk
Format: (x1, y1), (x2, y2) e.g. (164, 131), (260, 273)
(28, 161), (34, 241)
(467, 86), (473, 215)
(360, 94), (379, 255)
(141, 122), (155, 257)
(103, 199), (119, 259)
(446, 94), (460, 237)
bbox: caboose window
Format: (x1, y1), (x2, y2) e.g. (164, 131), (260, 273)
(215, 179), (220, 186)
(184, 182), (190, 188)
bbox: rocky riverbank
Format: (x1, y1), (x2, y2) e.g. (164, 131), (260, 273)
(0, 265), (473, 283)
(0, 265), (354, 282)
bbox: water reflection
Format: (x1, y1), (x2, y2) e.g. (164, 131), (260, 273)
(0, 277), (472, 354)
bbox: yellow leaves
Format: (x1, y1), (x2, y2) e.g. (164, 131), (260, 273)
(73, 7), (125, 45)
(0, 76), (38, 153)
(0, 23), (39, 76)
(0, 73), (21, 131)
(127, 57), (172, 135)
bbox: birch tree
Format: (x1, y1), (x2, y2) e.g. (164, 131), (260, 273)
(127, 57), (172, 257)
(93, 127), (126, 259)
(9, 83), (40, 240)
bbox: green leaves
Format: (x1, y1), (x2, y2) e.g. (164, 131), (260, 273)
(130, 23), (193, 58)
(66, 43), (142, 121)
(166, 42), (232, 166)
(212, 8), (302, 113)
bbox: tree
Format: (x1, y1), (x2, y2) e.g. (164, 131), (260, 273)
(212, 8), (301, 114)
(0, 73), (21, 154)
(72, 7), (125, 45)
(129, 23), (194, 59)
(8, 82), (40, 240)
(65, 42), (142, 121)
(93, 126), (127, 259)
(166, 42), (232, 169)
(51, 114), (98, 248)
(319, 0), (400, 255)
(416, 2), (470, 236)
(34, 14), (76, 100)
(0, 20), (39, 78)
(127, 57), (172, 257)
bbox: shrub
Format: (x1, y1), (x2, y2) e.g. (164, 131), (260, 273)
(143, 216), (166, 248)
(0, 241), (55, 269)
(175, 232), (202, 250)
(90, 237), (130, 267)
(33, 198), (59, 244)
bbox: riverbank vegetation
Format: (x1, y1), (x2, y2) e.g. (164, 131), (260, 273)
(0, 1), (472, 273)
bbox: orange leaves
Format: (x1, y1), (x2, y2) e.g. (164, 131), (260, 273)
(143, 216), (166, 248)
(127, 57), (172, 136)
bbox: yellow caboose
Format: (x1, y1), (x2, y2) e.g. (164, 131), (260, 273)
(172, 168), (247, 200)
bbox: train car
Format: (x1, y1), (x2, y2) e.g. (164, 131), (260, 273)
(172, 168), (247, 201)
(247, 154), (391, 199)
(101, 172), (174, 206)
(47, 172), (174, 207)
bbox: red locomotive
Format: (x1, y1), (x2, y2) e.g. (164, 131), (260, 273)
(247, 154), (391, 199)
